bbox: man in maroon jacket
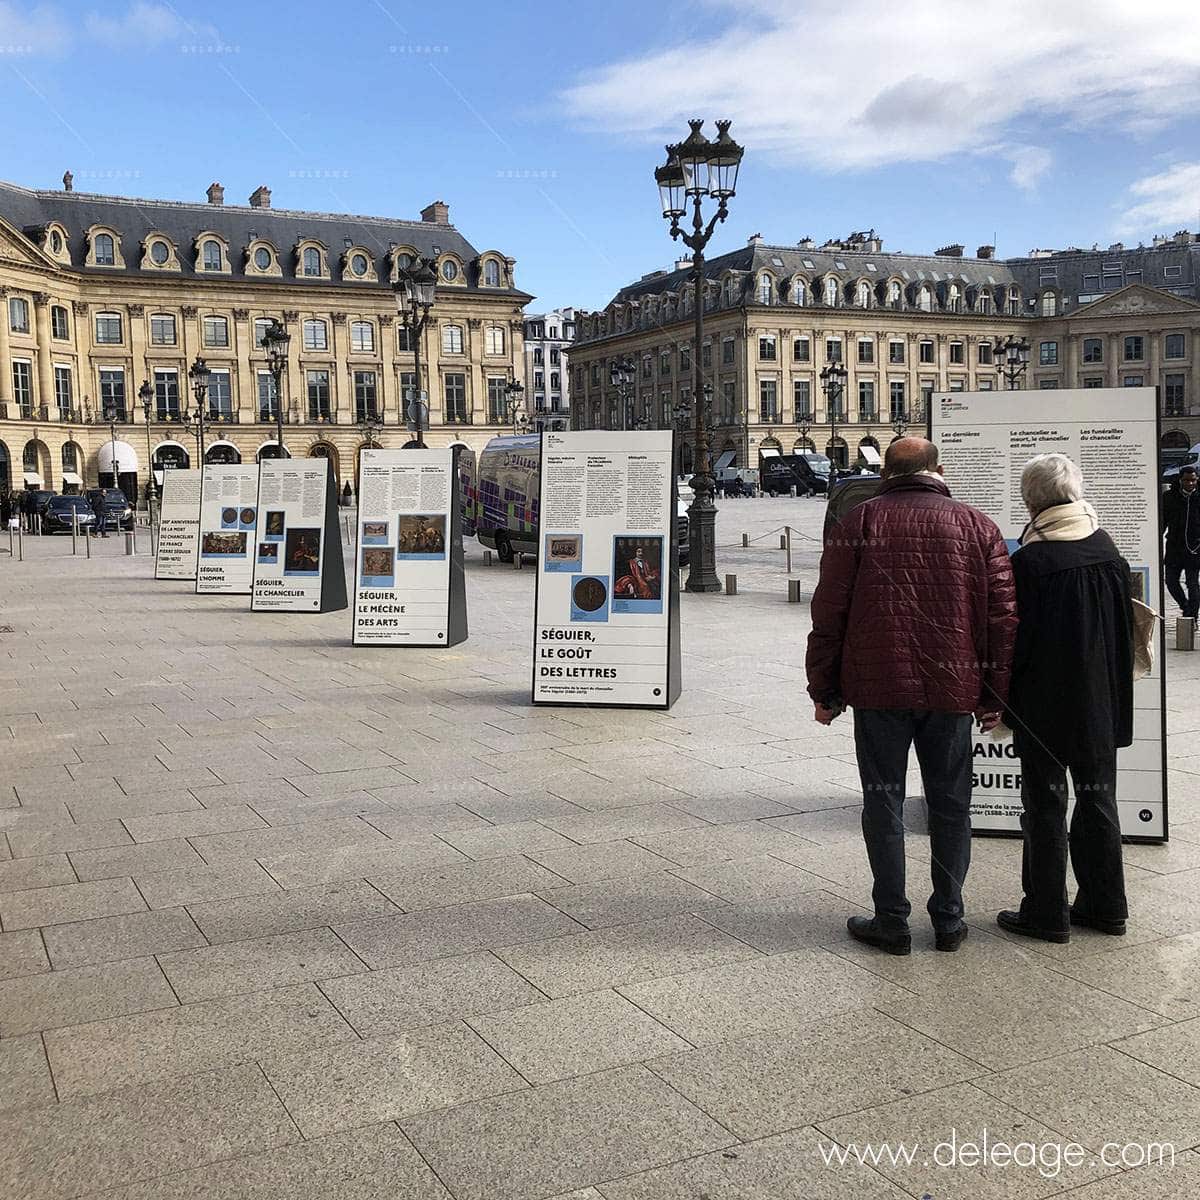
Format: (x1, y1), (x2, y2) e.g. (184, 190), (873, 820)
(807, 437), (1017, 955)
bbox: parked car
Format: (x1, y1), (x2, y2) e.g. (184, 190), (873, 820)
(24, 489), (57, 529)
(85, 488), (133, 531)
(476, 434), (690, 565)
(1162, 445), (1199, 490)
(759, 452), (832, 496)
(42, 495), (97, 534)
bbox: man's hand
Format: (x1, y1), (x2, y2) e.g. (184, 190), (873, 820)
(814, 702), (841, 726)
(976, 710), (1002, 733)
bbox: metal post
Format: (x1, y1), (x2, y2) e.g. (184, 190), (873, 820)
(125, 531), (134, 556)
(785, 525), (792, 575)
(741, 533), (748, 547)
(686, 246), (720, 593)
(17, 524), (22, 561)
(150, 516), (157, 557)
(1177, 617), (1196, 652)
(411, 307), (426, 447)
(725, 573), (737, 595)
(788, 579), (802, 603)
(72, 509), (78, 555)
(84, 526), (89, 559)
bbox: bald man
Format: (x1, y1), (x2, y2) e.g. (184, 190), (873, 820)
(807, 437), (1017, 955)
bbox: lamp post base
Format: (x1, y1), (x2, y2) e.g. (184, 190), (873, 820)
(684, 485), (722, 594)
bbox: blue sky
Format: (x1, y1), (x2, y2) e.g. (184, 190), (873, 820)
(3, 0), (1199, 312)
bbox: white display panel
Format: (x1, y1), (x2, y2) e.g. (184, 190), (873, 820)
(533, 430), (678, 708)
(353, 448), (459, 645)
(196, 465), (259, 595)
(154, 468), (201, 580)
(932, 387), (1166, 840)
(250, 461), (331, 612)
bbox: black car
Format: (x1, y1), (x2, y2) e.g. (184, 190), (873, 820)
(42, 495), (98, 534)
(85, 488), (134, 531)
(760, 453), (832, 496)
(24, 489), (57, 528)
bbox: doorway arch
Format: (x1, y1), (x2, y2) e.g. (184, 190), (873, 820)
(1162, 429), (1191, 450)
(307, 441), (338, 481)
(256, 441), (292, 462)
(204, 440), (242, 465)
(0, 440), (11, 495)
(826, 437), (849, 469)
(23, 439), (52, 489)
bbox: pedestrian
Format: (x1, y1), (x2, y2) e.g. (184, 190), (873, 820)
(997, 453), (1133, 943)
(90, 488), (109, 537)
(806, 436), (1017, 955)
(1163, 465), (1200, 620)
(0, 490), (10, 531)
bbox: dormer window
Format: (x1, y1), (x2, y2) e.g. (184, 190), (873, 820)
(441, 260), (459, 282)
(50, 230), (63, 254)
(824, 277), (839, 306)
(202, 240), (222, 271)
(254, 246), (272, 270)
(150, 240), (170, 265)
(349, 252), (369, 277)
(484, 259), (501, 287)
(303, 247), (322, 276)
(95, 234), (115, 265)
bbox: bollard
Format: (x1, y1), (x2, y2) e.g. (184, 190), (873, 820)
(85, 527), (91, 559)
(725, 573), (738, 595)
(789, 485), (797, 498)
(741, 533), (748, 547)
(16, 524), (22, 561)
(72, 510), (78, 555)
(125, 530), (134, 556)
(779, 534), (787, 550)
(512, 552), (522, 570)
(785, 525), (793, 575)
(787, 579), (803, 603)
(1177, 617), (1196, 652)
(484, 549), (492, 565)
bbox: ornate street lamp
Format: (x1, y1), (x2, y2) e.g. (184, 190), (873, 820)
(656, 117), (744, 593)
(671, 395), (693, 477)
(138, 379), (155, 514)
(103, 403), (119, 495)
(504, 379), (528, 435)
(186, 355), (210, 464)
(820, 362), (848, 471)
(994, 334), (1031, 390)
(797, 414), (812, 451)
(395, 256), (438, 447)
(609, 356), (636, 431)
(260, 318), (291, 456)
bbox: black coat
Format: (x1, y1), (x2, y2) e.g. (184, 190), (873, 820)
(1163, 483), (1200, 564)
(1004, 530), (1134, 762)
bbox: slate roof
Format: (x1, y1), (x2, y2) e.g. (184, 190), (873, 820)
(0, 179), (522, 293)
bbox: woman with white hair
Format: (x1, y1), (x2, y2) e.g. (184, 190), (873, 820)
(998, 452), (1134, 943)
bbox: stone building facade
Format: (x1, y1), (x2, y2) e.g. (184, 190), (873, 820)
(522, 307), (577, 433)
(0, 175), (532, 498)
(569, 229), (1200, 470)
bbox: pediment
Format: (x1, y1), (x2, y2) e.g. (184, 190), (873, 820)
(0, 216), (57, 269)
(1069, 283), (1200, 319)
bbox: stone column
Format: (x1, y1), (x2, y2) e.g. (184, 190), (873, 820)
(127, 304), (147, 423)
(468, 318), (483, 425)
(0, 288), (13, 413)
(330, 313), (348, 424)
(283, 311), (300, 427)
(379, 314), (395, 423)
(33, 293), (54, 417)
(232, 308), (252, 424)
(1108, 332), (1122, 387)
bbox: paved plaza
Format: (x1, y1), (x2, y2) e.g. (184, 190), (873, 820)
(2, 497), (1200, 1200)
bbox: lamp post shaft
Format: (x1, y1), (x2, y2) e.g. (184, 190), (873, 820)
(685, 224), (720, 593)
(411, 310), (425, 446)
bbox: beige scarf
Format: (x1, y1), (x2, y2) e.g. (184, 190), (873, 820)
(1021, 500), (1099, 544)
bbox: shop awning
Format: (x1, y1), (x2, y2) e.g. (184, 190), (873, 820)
(23, 472), (43, 486)
(61, 471), (83, 486)
(97, 440), (139, 473)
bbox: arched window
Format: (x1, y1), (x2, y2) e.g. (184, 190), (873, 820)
(792, 279), (807, 306)
(94, 233), (115, 265)
(1008, 287), (1020, 315)
(302, 318), (328, 351)
(758, 274), (773, 305)
(948, 285), (961, 313)
(856, 281), (870, 308)
(202, 314), (229, 348)
(824, 277), (839, 306)
(442, 324), (464, 354)
(888, 281), (902, 309)
(8, 296), (29, 333)
(918, 287), (933, 312)
(201, 240), (222, 271)
(978, 289), (992, 314)
(350, 320), (375, 353)
(723, 276), (736, 306)
(484, 259), (501, 287)
(302, 247), (322, 277)
(441, 259), (459, 282)
(1041, 291), (1057, 317)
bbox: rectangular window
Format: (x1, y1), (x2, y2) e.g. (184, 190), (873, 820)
(889, 381), (906, 422)
(8, 297), (29, 333)
(680, 345), (691, 371)
(549, 346), (560, 366)
(857, 339), (874, 364)
(722, 338), (735, 365)
(1082, 337), (1103, 363)
(154, 369), (179, 420)
(1083, 376), (1103, 388)
(306, 370), (330, 421)
(485, 326), (505, 355)
(351, 321), (375, 353)
(1165, 373), (1186, 415)
(793, 379), (812, 420)
(303, 319), (328, 351)
(534, 371), (544, 389)
(12, 361), (33, 416)
(99, 368), (126, 420)
(399, 372), (416, 406)
(1038, 379), (1060, 389)
(1039, 341), (1058, 366)
(1165, 333), (1186, 360)
(641, 355), (652, 379)
(442, 325), (463, 355)
(208, 370), (232, 420)
(758, 335), (776, 361)
(949, 341), (964, 365)
(353, 370), (378, 420)
(858, 380), (877, 420)
(54, 365), (73, 418)
(660, 351), (670, 376)
(487, 376), (508, 423)
(202, 315), (229, 348)
(701, 341), (711, 369)
(979, 379), (994, 391)
(921, 382), (935, 413)
(396, 325), (413, 353)
(919, 340), (934, 364)
(257, 371), (278, 421)
(825, 338), (842, 363)
(50, 306), (69, 339)
(793, 337), (811, 363)
(254, 318), (273, 349)
(721, 380), (737, 425)
(150, 314), (176, 346)
(977, 341), (992, 365)
(759, 378), (778, 422)
(888, 341), (905, 364)
(445, 372), (467, 422)
(95, 313), (123, 344)
(1124, 335), (1144, 361)
(1123, 375), (1144, 387)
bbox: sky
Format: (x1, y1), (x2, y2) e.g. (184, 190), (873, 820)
(2, 0), (1199, 313)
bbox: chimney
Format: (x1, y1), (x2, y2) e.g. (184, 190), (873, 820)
(421, 200), (449, 224)
(62, 170), (73, 192)
(206, 182), (225, 205)
(976, 244), (994, 260)
(674, 257), (693, 271)
(747, 232), (763, 246)
(797, 237), (814, 249)
(248, 185), (271, 209)
(935, 243), (964, 257)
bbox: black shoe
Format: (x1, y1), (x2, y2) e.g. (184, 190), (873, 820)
(847, 915), (911, 956)
(1070, 910), (1127, 936)
(996, 909), (1070, 944)
(935, 925), (969, 952)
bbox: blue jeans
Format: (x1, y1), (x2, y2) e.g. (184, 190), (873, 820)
(853, 708), (974, 933)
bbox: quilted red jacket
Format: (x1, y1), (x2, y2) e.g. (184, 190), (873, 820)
(806, 474), (1017, 713)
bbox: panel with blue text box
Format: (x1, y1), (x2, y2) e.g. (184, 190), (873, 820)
(196, 464), (259, 595)
(532, 429), (680, 709)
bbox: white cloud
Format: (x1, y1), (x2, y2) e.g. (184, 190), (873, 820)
(563, 0), (1200, 185)
(1117, 163), (1200, 236)
(84, 3), (210, 47)
(0, 2), (71, 55)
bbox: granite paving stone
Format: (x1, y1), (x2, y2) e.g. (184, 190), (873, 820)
(1038, 1154), (1200, 1200)
(69, 838), (207, 881)
(261, 836), (468, 889)
(367, 854), (568, 911)
(0, 927), (50, 979)
(0, 876), (146, 930)
(157, 927), (368, 1002)
(43, 908), (207, 968)
(0, 955), (177, 1036)
(8, 820), (132, 859)
(318, 950), (545, 1038)
(291, 766), (416, 798)
(435, 819), (583, 861)
(668, 853), (830, 902)
(187, 817), (387, 867)
(526, 840), (674, 884)
(401, 1063), (736, 1200)
(0, 1062), (297, 1200)
(0, 1033), (57, 1113)
(1112, 1015), (1200, 1087)
(536, 872), (729, 930)
(133, 859), (283, 910)
(121, 804), (269, 843)
(695, 888), (868, 953)
(631, 820), (805, 867)
(263, 1020), (527, 1136)
(540, 804), (710, 845)
(44, 981), (357, 1098)
(0, 852), (76, 893)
